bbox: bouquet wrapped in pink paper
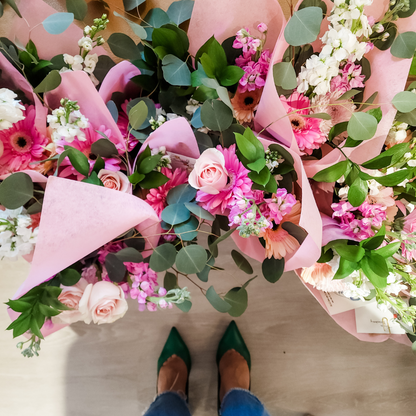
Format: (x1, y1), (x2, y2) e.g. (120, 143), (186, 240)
(1, 0), (318, 358)
(255, 0), (416, 176)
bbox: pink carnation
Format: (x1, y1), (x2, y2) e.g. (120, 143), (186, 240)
(196, 144), (252, 215)
(146, 167), (188, 218)
(0, 106), (49, 175)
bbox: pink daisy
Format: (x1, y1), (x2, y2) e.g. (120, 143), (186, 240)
(0, 106), (49, 175)
(56, 124), (121, 180)
(280, 92), (326, 155)
(146, 167), (188, 218)
(196, 144), (253, 214)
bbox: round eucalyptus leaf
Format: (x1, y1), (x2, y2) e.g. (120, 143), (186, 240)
(176, 245), (207, 274)
(273, 62), (297, 90)
(105, 253), (127, 283)
(66, 0), (88, 21)
(128, 100), (149, 130)
(162, 55), (192, 86)
(34, 70), (61, 93)
(284, 7), (323, 47)
(166, 0), (194, 25)
(166, 184), (197, 205)
(347, 112), (378, 141)
(0, 172), (34, 209)
(201, 99), (233, 132)
(107, 33), (141, 60)
(184, 202), (215, 221)
(391, 91), (416, 113)
(127, 97), (156, 130)
(42, 12), (74, 35)
(206, 286), (231, 313)
(161, 203), (191, 225)
(391, 31), (416, 59)
(231, 250), (253, 274)
(174, 216), (199, 241)
(149, 243), (177, 272)
(224, 287), (248, 317)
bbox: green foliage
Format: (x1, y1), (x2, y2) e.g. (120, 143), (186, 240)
(91, 138), (119, 158)
(176, 245), (207, 274)
(42, 13), (74, 35)
(200, 99), (233, 131)
(372, 22), (397, 51)
(141, 8), (171, 39)
(66, 0), (88, 21)
(273, 62), (298, 90)
(113, 11), (147, 39)
(0, 172), (34, 209)
(2, 0), (21, 17)
(6, 284), (70, 339)
(231, 250), (253, 274)
(392, 91), (416, 113)
(166, 0), (194, 25)
(298, 0), (327, 14)
(166, 184), (197, 204)
(162, 55), (192, 86)
(196, 251), (215, 282)
(348, 176), (368, 207)
(128, 100), (149, 129)
(391, 32), (416, 59)
(224, 287), (248, 317)
(347, 112), (378, 141)
(62, 146), (90, 177)
(312, 160), (349, 183)
(107, 33), (141, 60)
(123, 0), (145, 11)
(162, 203), (191, 225)
(33, 70), (61, 93)
(284, 7), (323, 46)
(262, 257), (285, 283)
(174, 217), (199, 241)
(361, 142), (410, 169)
(149, 243), (177, 272)
(56, 268), (82, 286)
(206, 286), (231, 313)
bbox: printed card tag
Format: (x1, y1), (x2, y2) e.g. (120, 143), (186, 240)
(167, 151), (196, 172)
(320, 291), (371, 315)
(355, 303), (406, 334)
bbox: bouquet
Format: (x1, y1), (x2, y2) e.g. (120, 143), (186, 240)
(0, 0), (322, 357)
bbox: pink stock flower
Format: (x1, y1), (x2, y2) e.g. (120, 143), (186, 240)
(264, 189), (297, 224)
(56, 124), (121, 180)
(146, 167), (188, 217)
(239, 61), (266, 92)
(257, 23), (268, 33)
(196, 144), (253, 214)
(330, 61), (365, 94)
(402, 210), (416, 261)
(128, 262), (162, 311)
(281, 92), (326, 154)
(81, 265), (99, 284)
(0, 106), (49, 175)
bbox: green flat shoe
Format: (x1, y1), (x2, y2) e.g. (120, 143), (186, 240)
(216, 321), (251, 413)
(157, 327), (192, 400)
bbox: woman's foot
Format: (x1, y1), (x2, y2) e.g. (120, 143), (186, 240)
(157, 355), (188, 395)
(219, 349), (250, 402)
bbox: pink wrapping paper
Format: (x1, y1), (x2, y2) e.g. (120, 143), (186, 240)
(8, 176), (159, 336)
(255, 0), (416, 174)
(45, 70), (125, 148)
(8, 0), (106, 60)
(232, 135), (322, 270)
(297, 273), (412, 346)
(0, 54), (47, 135)
(99, 61), (141, 104)
(188, 0), (286, 56)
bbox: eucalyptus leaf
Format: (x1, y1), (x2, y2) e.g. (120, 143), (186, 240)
(262, 257), (285, 283)
(224, 287), (248, 317)
(105, 253), (127, 283)
(206, 286), (231, 313)
(200, 99), (233, 131)
(231, 250), (253, 274)
(162, 55), (192, 86)
(34, 70), (61, 93)
(298, 0), (327, 14)
(347, 112), (378, 141)
(113, 11), (147, 39)
(196, 251), (215, 282)
(66, 0), (87, 21)
(174, 216), (199, 241)
(123, 0), (146, 10)
(184, 202), (215, 221)
(273, 62), (297, 90)
(0, 172), (34, 209)
(127, 97), (156, 129)
(149, 243), (177, 272)
(129, 100), (149, 130)
(115, 247), (143, 263)
(391, 91), (416, 113)
(176, 245), (208, 274)
(161, 203), (191, 225)
(42, 13), (74, 35)
(107, 33), (141, 60)
(391, 31), (416, 59)
(284, 7), (323, 46)
(166, 184), (197, 205)
(91, 138), (119, 158)
(166, 0), (194, 25)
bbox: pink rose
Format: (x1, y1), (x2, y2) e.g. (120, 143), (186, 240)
(79, 281), (128, 325)
(51, 278), (89, 325)
(97, 169), (130, 193)
(188, 148), (228, 194)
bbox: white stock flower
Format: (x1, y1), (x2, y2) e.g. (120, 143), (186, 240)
(78, 36), (93, 51)
(0, 88), (25, 130)
(83, 54), (98, 74)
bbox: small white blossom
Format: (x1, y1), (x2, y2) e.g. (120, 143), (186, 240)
(0, 88), (25, 131)
(78, 36), (93, 51)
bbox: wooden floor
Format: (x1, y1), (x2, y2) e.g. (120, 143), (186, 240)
(1, 248), (415, 416)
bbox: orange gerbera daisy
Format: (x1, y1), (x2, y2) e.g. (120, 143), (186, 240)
(260, 225), (300, 260)
(231, 88), (262, 124)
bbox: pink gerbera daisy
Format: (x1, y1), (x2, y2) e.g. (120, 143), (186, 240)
(146, 167), (188, 217)
(196, 144), (253, 214)
(0, 106), (49, 175)
(56, 124), (121, 180)
(280, 92), (326, 155)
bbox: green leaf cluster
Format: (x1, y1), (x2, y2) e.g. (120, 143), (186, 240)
(6, 283), (70, 339)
